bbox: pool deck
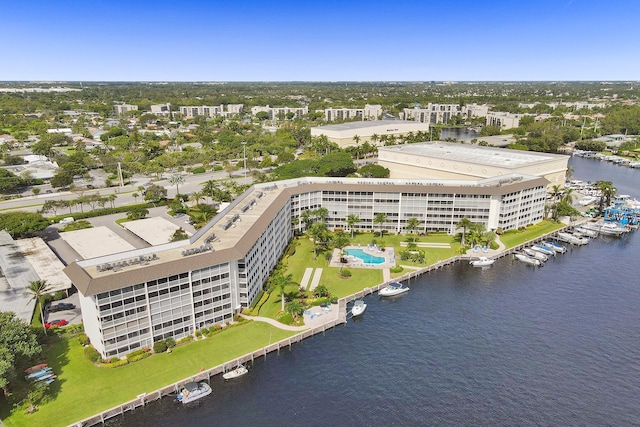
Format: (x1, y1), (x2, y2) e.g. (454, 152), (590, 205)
(328, 245), (396, 269)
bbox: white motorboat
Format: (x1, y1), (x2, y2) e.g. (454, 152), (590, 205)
(351, 300), (367, 317)
(524, 248), (548, 262)
(598, 222), (628, 237)
(542, 241), (567, 253)
(515, 253), (542, 267)
(469, 256), (495, 267)
(223, 365), (248, 380)
(531, 245), (555, 256)
(379, 282), (409, 297)
(556, 232), (589, 245)
(572, 226), (598, 238)
(177, 381), (212, 403)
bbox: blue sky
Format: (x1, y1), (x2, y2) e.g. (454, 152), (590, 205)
(3, 0), (639, 81)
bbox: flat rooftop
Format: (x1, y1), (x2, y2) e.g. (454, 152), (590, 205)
(0, 231), (40, 322)
(61, 227), (137, 259)
(122, 217), (191, 246)
(314, 120), (423, 131)
(16, 237), (70, 292)
(380, 142), (563, 169)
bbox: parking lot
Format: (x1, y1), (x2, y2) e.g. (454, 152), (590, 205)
(45, 292), (82, 326)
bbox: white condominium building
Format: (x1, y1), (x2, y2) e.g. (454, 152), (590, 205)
(323, 104), (382, 121)
(250, 105), (308, 120)
(179, 104), (244, 118)
(114, 104), (138, 115)
(64, 175), (547, 359)
(486, 112), (523, 129)
(150, 103), (171, 115)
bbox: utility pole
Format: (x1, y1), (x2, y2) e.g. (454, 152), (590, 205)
(117, 161), (124, 187)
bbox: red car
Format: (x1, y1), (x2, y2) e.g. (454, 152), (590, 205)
(45, 319), (68, 329)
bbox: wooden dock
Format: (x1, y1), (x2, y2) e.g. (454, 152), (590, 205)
(72, 226), (571, 426)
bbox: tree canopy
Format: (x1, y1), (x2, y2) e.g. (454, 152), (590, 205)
(0, 311), (42, 393)
(0, 212), (50, 238)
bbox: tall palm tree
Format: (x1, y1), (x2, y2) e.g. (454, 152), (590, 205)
(308, 222), (328, 260)
(374, 213), (388, 238)
(25, 280), (51, 334)
(346, 214), (360, 238)
(457, 217), (473, 247)
(272, 272), (296, 312)
(169, 173), (185, 196)
(190, 190), (204, 207)
(406, 217), (421, 235)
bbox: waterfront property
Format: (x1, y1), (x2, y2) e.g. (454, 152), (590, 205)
(64, 175), (548, 359)
(310, 120), (430, 148)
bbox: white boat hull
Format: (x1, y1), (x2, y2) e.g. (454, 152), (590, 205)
(515, 253), (542, 266)
(351, 301), (367, 316)
(223, 366), (248, 380)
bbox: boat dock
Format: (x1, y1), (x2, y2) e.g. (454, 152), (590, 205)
(73, 225), (579, 427)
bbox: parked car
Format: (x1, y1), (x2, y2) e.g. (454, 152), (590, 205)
(49, 303), (76, 312)
(45, 319), (68, 329)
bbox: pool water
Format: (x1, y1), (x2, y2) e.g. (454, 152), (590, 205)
(345, 248), (385, 264)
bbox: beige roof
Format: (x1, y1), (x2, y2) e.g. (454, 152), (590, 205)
(65, 175), (548, 296)
(122, 217), (190, 246)
(60, 226), (136, 259)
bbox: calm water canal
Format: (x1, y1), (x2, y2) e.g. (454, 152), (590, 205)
(111, 155), (640, 427)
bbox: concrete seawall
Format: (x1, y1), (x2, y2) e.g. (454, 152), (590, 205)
(72, 226), (571, 427)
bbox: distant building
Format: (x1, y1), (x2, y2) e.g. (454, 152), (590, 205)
(310, 120), (430, 148)
(114, 104), (138, 115)
(404, 103), (489, 124)
(377, 141), (569, 188)
(593, 134), (637, 148)
(462, 104), (490, 118)
(46, 128), (72, 134)
(250, 105), (308, 120)
(179, 104), (243, 118)
(150, 103), (171, 116)
(323, 104), (382, 121)
(486, 112), (523, 129)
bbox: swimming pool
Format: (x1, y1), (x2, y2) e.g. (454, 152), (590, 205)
(345, 249), (385, 265)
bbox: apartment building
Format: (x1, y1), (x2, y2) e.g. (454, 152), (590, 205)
(114, 104), (138, 115)
(179, 104), (244, 118)
(486, 112), (523, 129)
(250, 105), (308, 120)
(323, 104), (382, 121)
(150, 103), (171, 116)
(64, 174), (548, 359)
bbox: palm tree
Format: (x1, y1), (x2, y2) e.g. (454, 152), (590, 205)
(132, 192), (139, 204)
(190, 190), (204, 207)
(169, 173), (185, 196)
(457, 217), (473, 247)
(596, 180), (616, 213)
(272, 272), (296, 312)
(561, 187), (575, 205)
(25, 280), (51, 334)
(285, 300), (305, 322)
(308, 222), (328, 260)
(550, 184), (563, 202)
(346, 214), (360, 238)
(406, 217), (421, 235)
(374, 213), (387, 238)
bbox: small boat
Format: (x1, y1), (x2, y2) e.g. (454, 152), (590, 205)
(176, 381), (212, 404)
(572, 226), (598, 238)
(351, 300), (367, 317)
(25, 364), (48, 373)
(524, 248), (548, 262)
(515, 253), (542, 267)
(25, 367), (53, 380)
(599, 222), (628, 237)
(223, 365), (248, 380)
(34, 373), (56, 382)
(531, 245), (555, 256)
(556, 232), (589, 245)
(379, 282), (409, 297)
(469, 256), (495, 267)
(542, 241), (567, 253)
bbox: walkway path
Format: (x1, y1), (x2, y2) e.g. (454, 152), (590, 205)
(300, 268), (313, 290)
(239, 314), (308, 331)
(309, 268), (323, 290)
(383, 268), (391, 282)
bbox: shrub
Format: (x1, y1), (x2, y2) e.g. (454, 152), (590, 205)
(213, 165), (223, 171)
(390, 266), (404, 273)
(53, 291), (66, 301)
(164, 337), (176, 348)
(128, 352), (151, 363)
(177, 336), (193, 345)
(77, 333), (90, 346)
(153, 340), (167, 354)
(192, 166), (206, 174)
(195, 330), (202, 338)
(126, 349), (148, 360)
(100, 359), (129, 368)
(340, 269), (352, 277)
(214, 324), (222, 331)
(200, 327), (209, 336)
(84, 346), (101, 363)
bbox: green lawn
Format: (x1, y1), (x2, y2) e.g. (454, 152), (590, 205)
(499, 221), (565, 248)
(1, 322), (295, 427)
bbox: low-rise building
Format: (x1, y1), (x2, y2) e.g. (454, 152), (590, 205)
(323, 104), (382, 121)
(179, 104), (243, 118)
(250, 105), (308, 120)
(486, 112), (523, 129)
(310, 120), (430, 148)
(114, 104), (138, 115)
